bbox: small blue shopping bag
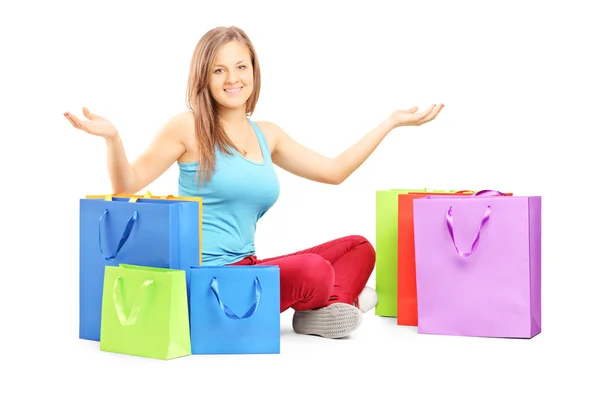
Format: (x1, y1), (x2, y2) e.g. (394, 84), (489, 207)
(189, 265), (280, 354)
(79, 197), (201, 341)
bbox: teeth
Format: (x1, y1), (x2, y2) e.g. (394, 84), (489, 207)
(225, 87), (242, 93)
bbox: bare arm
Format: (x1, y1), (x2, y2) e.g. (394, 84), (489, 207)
(268, 104), (444, 185)
(109, 113), (190, 193)
(328, 118), (396, 184)
(65, 108), (190, 193)
(104, 135), (134, 193)
(268, 119), (392, 185)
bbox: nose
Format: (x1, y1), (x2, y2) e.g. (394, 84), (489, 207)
(225, 70), (239, 84)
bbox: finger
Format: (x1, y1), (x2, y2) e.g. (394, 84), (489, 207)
(419, 104), (436, 117)
(82, 107), (98, 120)
(64, 112), (86, 130)
(419, 104), (444, 125)
(408, 106), (419, 113)
(419, 104), (444, 124)
(64, 112), (81, 128)
(64, 112), (79, 128)
(415, 104), (437, 122)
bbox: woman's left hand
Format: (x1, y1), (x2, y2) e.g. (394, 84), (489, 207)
(388, 104), (444, 129)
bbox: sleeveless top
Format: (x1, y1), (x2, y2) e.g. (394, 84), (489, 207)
(177, 118), (280, 266)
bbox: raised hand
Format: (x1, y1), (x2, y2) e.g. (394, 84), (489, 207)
(64, 107), (119, 139)
(388, 104), (444, 129)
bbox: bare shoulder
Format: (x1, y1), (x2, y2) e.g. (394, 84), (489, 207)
(160, 111), (198, 162)
(162, 111), (195, 142)
(254, 120), (286, 154)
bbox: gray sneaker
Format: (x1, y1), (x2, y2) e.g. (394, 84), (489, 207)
(292, 302), (363, 339)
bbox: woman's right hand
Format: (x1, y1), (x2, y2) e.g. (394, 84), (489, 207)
(64, 107), (119, 139)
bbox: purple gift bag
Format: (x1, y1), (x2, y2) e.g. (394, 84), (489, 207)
(413, 195), (541, 338)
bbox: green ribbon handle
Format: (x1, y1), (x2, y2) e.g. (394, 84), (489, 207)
(112, 276), (155, 326)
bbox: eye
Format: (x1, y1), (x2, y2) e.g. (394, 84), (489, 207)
(214, 68), (224, 74)
(238, 65), (246, 70)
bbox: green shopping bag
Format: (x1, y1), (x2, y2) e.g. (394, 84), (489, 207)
(99, 264), (191, 360)
(375, 188), (459, 317)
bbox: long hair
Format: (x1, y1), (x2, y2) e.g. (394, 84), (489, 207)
(185, 26), (261, 184)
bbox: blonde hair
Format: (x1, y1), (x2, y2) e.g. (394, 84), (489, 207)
(186, 26), (261, 184)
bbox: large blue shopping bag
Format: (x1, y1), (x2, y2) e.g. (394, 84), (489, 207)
(79, 196), (201, 341)
(189, 265), (280, 354)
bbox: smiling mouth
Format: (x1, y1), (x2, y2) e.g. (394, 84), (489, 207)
(224, 87), (243, 94)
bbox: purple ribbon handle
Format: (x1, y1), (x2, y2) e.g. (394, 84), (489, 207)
(474, 189), (506, 196)
(445, 189), (504, 255)
(446, 205), (491, 257)
(423, 189), (507, 200)
(418, 189), (503, 255)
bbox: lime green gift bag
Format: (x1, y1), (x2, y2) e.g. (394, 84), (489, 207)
(375, 188), (458, 317)
(99, 264), (191, 360)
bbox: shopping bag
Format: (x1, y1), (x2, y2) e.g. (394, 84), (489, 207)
(86, 191), (203, 264)
(189, 265), (280, 354)
(79, 196), (201, 341)
(396, 190), (504, 325)
(375, 188), (466, 317)
(99, 264), (191, 360)
(413, 195), (541, 338)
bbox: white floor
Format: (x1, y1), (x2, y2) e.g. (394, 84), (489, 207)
(7, 307), (597, 400)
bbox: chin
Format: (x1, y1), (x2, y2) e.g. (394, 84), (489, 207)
(218, 99), (249, 110)
(218, 95), (251, 110)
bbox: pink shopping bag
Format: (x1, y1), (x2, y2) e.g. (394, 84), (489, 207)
(413, 195), (541, 338)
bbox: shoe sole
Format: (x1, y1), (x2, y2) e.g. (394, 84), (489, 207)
(292, 303), (363, 339)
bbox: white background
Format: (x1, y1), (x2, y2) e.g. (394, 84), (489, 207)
(2, 0), (599, 398)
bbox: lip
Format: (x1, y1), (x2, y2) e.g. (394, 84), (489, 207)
(224, 86), (243, 93)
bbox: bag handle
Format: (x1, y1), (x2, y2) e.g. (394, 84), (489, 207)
(423, 189), (507, 199)
(454, 189), (506, 196)
(112, 276), (154, 326)
(473, 189), (506, 196)
(210, 277), (262, 320)
(142, 191), (174, 199)
(446, 205), (491, 257)
(445, 189), (507, 256)
(102, 191), (174, 202)
(98, 209), (138, 260)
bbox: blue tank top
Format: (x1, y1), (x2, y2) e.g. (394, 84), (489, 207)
(177, 118), (280, 266)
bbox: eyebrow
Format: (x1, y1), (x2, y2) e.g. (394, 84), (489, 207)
(214, 60), (248, 68)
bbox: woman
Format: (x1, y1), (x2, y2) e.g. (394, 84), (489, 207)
(64, 26), (444, 339)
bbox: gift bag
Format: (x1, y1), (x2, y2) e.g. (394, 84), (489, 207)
(396, 190), (508, 326)
(99, 264), (191, 360)
(375, 188), (465, 317)
(86, 191), (203, 264)
(189, 265), (280, 354)
(413, 195), (541, 338)
(79, 196), (201, 341)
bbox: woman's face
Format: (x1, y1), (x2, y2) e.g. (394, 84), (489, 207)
(209, 41), (254, 111)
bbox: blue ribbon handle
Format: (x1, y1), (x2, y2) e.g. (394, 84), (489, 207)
(98, 209), (139, 261)
(210, 277), (262, 320)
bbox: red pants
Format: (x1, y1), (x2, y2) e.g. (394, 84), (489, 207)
(231, 235), (376, 313)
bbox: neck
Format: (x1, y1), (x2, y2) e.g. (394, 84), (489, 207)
(217, 106), (249, 129)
